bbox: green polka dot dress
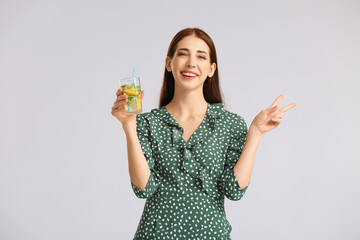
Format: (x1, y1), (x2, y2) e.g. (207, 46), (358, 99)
(131, 102), (249, 239)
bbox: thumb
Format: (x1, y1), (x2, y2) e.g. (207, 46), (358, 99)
(140, 90), (145, 100)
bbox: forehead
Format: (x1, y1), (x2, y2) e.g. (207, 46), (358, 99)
(175, 35), (210, 53)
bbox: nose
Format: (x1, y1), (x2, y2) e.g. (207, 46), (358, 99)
(186, 56), (196, 68)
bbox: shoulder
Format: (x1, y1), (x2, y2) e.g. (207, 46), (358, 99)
(136, 111), (151, 123)
(217, 103), (247, 128)
(135, 112), (152, 134)
(136, 108), (162, 128)
(223, 110), (246, 126)
(220, 107), (248, 138)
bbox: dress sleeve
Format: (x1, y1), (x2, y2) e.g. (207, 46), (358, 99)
(218, 114), (249, 201)
(130, 113), (163, 199)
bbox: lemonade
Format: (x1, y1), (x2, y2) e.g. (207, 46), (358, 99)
(119, 77), (142, 114)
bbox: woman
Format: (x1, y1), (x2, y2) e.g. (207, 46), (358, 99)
(111, 28), (296, 239)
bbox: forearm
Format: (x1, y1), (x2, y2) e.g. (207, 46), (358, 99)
(233, 124), (263, 189)
(123, 122), (150, 191)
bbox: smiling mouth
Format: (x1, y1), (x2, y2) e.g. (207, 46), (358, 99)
(181, 72), (198, 77)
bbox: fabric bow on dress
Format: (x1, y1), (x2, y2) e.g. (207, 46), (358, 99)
(157, 103), (226, 198)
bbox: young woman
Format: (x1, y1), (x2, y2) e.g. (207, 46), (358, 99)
(111, 28), (296, 239)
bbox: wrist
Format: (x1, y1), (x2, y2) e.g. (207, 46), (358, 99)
(248, 124), (264, 139)
(122, 120), (136, 134)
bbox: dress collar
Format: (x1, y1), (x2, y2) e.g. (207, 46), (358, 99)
(151, 102), (225, 129)
(150, 102), (225, 149)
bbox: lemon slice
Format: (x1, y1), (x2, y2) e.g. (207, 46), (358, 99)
(137, 97), (142, 110)
(122, 88), (140, 96)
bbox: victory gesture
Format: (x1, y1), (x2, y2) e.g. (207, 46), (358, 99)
(251, 95), (296, 135)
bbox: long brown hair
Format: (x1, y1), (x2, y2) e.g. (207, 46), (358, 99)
(158, 28), (224, 108)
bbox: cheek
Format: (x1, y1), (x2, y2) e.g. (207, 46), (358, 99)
(170, 59), (181, 70)
(200, 64), (211, 74)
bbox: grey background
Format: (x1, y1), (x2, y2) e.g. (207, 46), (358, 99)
(1, 0), (359, 239)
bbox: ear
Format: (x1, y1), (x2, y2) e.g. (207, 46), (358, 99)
(208, 63), (216, 78)
(165, 56), (172, 72)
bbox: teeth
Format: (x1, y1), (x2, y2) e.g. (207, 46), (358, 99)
(182, 72), (196, 77)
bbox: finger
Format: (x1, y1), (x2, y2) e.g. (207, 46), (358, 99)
(116, 87), (123, 96)
(269, 109), (282, 116)
(269, 95), (284, 108)
(112, 102), (126, 111)
(263, 105), (278, 115)
(113, 97), (127, 106)
(113, 99), (127, 107)
(266, 110), (281, 121)
(113, 100), (125, 108)
(117, 94), (128, 100)
(279, 102), (297, 113)
(112, 102), (124, 109)
(271, 117), (282, 122)
(271, 112), (284, 118)
(140, 90), (145, 100)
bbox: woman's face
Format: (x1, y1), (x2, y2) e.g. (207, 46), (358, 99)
(166, 35), (216, 90)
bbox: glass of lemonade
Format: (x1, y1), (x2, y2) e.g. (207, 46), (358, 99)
(119, 76), (142, 114)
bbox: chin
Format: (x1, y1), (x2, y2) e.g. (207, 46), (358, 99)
(176, 81), (204, 91)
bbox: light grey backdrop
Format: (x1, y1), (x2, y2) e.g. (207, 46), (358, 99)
(1, 0), (359, 239)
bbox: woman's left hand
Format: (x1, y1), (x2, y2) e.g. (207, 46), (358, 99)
(250, 95), (296, 135)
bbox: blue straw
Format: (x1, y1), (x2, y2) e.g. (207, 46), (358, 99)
(128, 67), (135, 112)
(131, 67), (135, 85)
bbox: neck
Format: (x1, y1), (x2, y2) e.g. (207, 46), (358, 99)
(165, 85), (208, 119)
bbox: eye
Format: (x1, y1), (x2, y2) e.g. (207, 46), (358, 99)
(198, 56), (206, 60)
(177, 52), (186, 56)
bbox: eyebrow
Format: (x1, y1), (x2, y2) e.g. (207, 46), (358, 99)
(178, 48), (208, 55)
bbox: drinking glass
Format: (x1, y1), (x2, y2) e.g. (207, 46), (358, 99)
(119, 76), (142, 114)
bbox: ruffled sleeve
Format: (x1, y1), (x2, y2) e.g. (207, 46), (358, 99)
(130, 113), (163, 199)
(218, 114), (249, 201)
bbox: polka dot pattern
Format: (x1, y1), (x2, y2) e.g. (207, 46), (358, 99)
(131, 103), (249, 239)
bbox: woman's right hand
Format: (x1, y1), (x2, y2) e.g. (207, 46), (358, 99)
(111, 87), (145, 127)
